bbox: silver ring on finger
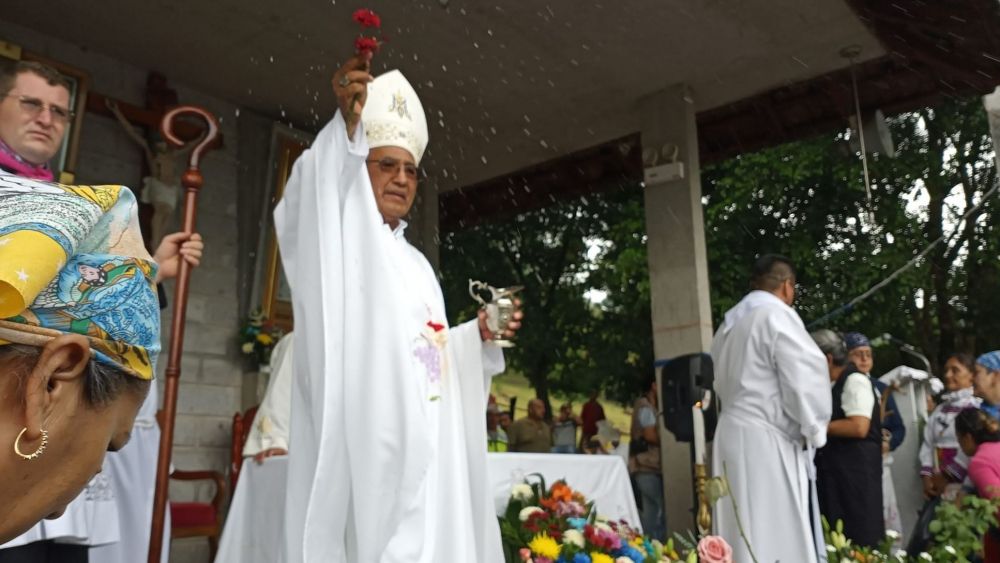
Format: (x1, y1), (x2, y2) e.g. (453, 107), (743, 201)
(338, 75), (351, 87)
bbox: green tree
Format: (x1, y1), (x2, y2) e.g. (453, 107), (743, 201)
(703, 95), (998, 367)
(440, 94), (998, 400)
(440, 183), (652, 406)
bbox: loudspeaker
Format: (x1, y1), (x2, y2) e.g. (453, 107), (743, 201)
(848, 109), (896, 158)
(660, 353), (718, 442)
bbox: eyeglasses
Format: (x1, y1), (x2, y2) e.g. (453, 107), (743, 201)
(2, 94), (75, 125)
(366, 157), (420, 181)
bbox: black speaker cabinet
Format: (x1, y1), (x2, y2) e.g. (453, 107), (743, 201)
(660, 353), (718, 442)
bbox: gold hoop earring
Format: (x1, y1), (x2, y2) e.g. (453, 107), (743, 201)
(14, 427), (48, 460)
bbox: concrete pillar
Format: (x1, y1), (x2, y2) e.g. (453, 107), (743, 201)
(638, 84), (714, 534)
(407, 180), (440, 271)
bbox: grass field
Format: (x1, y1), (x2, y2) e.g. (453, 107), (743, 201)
(489, 372), (633, 440)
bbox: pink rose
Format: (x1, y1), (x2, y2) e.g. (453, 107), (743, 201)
(697, 536), (733, 563)
(519, 548), (533, 562)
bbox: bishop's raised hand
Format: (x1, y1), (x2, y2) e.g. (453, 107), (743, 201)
(332, 51), (374, 139)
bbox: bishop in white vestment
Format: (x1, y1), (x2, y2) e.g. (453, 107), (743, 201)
(274, 54), (516, 563)
(711, 255), (831, 563)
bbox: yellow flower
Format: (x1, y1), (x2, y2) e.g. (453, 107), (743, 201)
(256, 333), (274, 346)
(529, 533), (561, 560)
(590, 553), (614, 563)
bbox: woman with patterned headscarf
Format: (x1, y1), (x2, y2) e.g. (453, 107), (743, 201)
(0, 177), (160, 547)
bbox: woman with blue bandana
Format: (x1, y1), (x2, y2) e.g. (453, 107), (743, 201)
(844, 332), (906, 542)
(0, 178), (161, 547)
(974, 351), (1000, 421)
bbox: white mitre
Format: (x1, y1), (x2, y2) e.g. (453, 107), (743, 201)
(362, 69), (429, 165)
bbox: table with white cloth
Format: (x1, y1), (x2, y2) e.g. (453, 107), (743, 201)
(486, 452), (640, 526)
(215, 453), (639, 563)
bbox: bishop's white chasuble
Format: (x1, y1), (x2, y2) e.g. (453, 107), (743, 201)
(274, 111), (505, 563)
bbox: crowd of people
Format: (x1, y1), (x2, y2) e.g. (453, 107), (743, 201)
(3, 38), (999, 563)
(711, 254), (1000, 562)
(485, 391), (614, 455)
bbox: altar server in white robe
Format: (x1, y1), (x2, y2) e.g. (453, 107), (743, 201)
(711, 254), (832, 563)
(243, 332), (294, 461)
(274, 51), (521, 563)
(88, 386), (170, 563)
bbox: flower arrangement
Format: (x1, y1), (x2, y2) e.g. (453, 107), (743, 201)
(500, 474), (732, 563)
(352, 8), (383, 55)
(823, 493), (1000, 563)
(239, 310), (284, 366)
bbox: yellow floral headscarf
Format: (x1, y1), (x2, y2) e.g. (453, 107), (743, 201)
(0, 174), (160, 380)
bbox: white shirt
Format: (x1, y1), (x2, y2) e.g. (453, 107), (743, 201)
(840, 372), (876, 419)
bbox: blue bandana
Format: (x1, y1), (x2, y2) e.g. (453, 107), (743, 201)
(844, 332), (870, 351)
(979, 351), (1000, 373)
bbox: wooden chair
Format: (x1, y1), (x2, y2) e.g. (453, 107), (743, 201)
(229, 405), (259, 492)
(169, 468), (226, 559)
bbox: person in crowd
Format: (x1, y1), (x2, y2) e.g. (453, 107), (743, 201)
(0, 178), (159, 547)
(0, 60), (200, 563)
(629, 373), (665, 540)
(954, 407), (1000, 562)
(487, 403), (508, 452)
(508, 399), (552, 453)
(274, 51), (522, 562)
(974, 351), (1000, 420)
(711, 254), (831, 563)
(551, 403), (581, 453)
(921, 353), (981, 499)
(812, 330), (884, 547)
(579, 390), (606, 450)
(844, 331), (905, 540)
(499, 410), (513, 434)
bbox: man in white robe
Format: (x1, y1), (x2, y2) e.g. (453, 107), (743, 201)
(274, 52), (520, 563)
(711, 254), (832, 563)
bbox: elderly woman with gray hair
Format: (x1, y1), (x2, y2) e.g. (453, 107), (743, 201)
(810, 329), (885, 547)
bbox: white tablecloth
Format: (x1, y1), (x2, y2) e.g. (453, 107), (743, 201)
(486, 453), (640, 526)
(216, 453), (639, 563)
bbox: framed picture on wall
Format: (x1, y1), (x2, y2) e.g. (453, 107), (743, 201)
(0, 40), (90, 184)
(259, 125), (312, 332)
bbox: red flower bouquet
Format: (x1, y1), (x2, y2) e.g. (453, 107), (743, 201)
(352, 8), (383, 55)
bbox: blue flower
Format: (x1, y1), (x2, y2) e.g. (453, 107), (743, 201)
(572, 553), (591, 563)
(567, 517), (588, 530)
(612, 546), (644, 562)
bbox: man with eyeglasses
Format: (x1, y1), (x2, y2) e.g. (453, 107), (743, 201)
(0, 61), (196, 563)
(0, 62), (73, 180)
(273, 51), (523, 563)
(710, 254), (832, 563)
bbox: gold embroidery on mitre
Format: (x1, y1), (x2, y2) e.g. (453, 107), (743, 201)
(388, 91), (411, 120)
(365, 121), (420, 162)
